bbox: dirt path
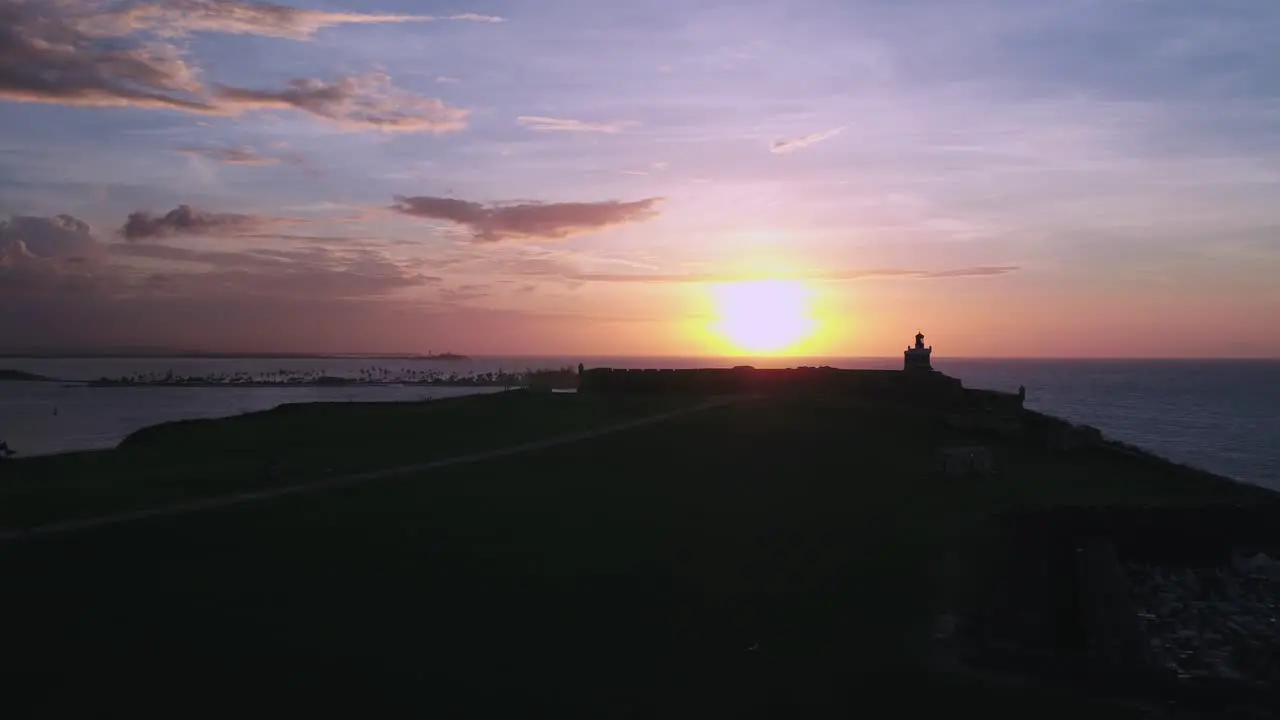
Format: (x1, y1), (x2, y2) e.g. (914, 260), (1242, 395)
(0, 397), (737, 543)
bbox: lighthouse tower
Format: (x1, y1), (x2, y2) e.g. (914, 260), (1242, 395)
(903, 331), (933, 371)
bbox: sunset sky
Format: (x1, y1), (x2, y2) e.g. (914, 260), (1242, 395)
(2, 0), (1277, 357)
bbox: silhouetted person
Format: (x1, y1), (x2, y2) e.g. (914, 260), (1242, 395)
(1018, 385), (1026, 403)
(0, 439), (13, 459)
(578, 363), (584, 375)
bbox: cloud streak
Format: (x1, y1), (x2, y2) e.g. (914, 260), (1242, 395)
(174, 145), (279, 165)
(530, 265), (1021, 284)
(391, 195), (664, 242)
(517, 116), (638, 133)
(213, 73), (468, 133)
(76, 1), (504, 41)
(771, 126), (845, 154)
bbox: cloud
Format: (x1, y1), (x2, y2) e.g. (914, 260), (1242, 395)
(515, 265), (1021, 284)
(438, 283), (490, 303)
(174, 145), (279, 165)
(173, 144), (320, 173)
(517, 116), (638, 133)
(1, 209), (437, 307)
(0, 208), (462, 353)
(0, 238), (39, 270)
(213, 73), (468, 133)
(77, 1), (504, 41)
(0, 2), (471, 132)
(436, 76), (461, 84)
(918, 265), (1022, 279)
(0, 213), (113, 296)
(390, 195), (664, 242)
(0, 0), (213, 112)
(114, 244), (437, 300)
(446, 13), (504, 24)
(120, 204), (287, 240)
(771, 126), (845, 154)
(0, 214), (102, 259)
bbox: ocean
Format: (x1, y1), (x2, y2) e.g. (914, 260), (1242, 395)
(1, 356), (1276, 491)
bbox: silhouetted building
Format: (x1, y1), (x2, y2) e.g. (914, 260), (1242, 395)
(577, 329), (1024, 405)
(904, 331), (933, 371)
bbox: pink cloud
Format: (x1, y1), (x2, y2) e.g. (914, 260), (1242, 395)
(391, 195), (664, 242)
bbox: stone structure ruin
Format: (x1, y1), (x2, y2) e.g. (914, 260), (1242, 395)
(577, 330), (1026, 413)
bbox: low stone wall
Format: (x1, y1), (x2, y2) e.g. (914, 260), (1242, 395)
(961, 388), (1025, 412)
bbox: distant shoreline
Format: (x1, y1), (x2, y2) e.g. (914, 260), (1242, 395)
(79, 379), (529, 389)
(3, 364), (576, 390)
(0, 352), (471, 361)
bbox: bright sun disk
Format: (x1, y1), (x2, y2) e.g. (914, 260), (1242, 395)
(709, 279), (818, 355)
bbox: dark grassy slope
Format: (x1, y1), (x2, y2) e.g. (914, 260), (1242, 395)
(0, 369), (54, 381)
(0, 391), (691, 532)
(0, 394), (1272, 716)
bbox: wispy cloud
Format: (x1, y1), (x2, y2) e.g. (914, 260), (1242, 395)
(109, 244), (439, 299)
(517, 116), (639, 133)
(75, 1), (504, 41)
(213, 73), (468, 133)
(4, 209), (435, 305)
(174, 145), (324, 176)
(438, 283), (491, 303)
(174, 146), (279, 166)
(771, 126), (845, 154)
(0, 1), (472, 132)
(522, 265), (1021, 284)
(618, 162), (668, 176)
(436, 76), (461, 84)
(0, 1), (212, 112)
(918, 265), (1021, 279)
(391, 195), (664, 242)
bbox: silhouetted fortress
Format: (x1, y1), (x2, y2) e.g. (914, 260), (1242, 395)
(578, 332), (1024, 411)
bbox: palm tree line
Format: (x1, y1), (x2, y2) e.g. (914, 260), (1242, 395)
(87, 365), (578, 388)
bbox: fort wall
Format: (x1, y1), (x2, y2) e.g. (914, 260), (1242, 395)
(578, 365), (991, 404)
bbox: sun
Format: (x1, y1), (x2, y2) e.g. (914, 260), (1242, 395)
(708, 279), (819, 355)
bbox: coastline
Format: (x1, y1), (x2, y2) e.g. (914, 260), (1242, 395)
(3, 392), (1243, 488)
(1, 365), (1267, 490)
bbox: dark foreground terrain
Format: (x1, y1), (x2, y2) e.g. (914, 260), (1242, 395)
(0, 391), (1274, 716)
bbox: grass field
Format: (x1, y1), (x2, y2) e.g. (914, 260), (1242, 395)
(0, 391), (694, 532)
(0, 392), (1273, 716)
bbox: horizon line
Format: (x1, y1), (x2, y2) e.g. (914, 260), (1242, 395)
(2, 352), (1277, 362)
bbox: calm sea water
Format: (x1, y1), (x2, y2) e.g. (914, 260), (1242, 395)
(1, 356), (1277, 490)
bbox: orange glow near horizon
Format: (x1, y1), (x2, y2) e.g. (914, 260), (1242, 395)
(706, 280), (822, 356)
